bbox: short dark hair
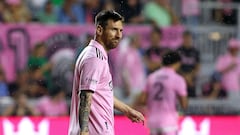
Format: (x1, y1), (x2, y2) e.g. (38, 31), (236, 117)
(162, 51), (181, 66)
(95, 10), (124, 28)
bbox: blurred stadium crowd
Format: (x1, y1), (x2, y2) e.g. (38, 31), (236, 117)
(0, 0), (240, 117)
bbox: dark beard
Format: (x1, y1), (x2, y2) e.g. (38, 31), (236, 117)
(105, 41), (118, 50)
(106, 44), (117, 50)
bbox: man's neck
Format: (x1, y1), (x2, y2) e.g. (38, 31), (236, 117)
(94, 37), (108, 52)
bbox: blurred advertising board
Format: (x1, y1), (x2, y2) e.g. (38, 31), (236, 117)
(0, 116), (239, 135)
(0, 24), (184, 83)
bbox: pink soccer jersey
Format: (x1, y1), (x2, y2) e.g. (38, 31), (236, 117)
(216, 53), (240, 91)
(68, 40), (114, 135)
(145, 67), (187, 132)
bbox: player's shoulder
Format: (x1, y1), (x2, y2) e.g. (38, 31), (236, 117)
(175, 72), (185, 82)
(149, 70), (159, 77)
(215, 54), (227, 63)
(81, 46), (106, 61)
(147, 69), (162, 80)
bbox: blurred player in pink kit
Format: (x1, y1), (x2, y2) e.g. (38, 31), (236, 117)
(215, 38), (240, 99)
(136, 51), (188, 135)
(68, 10), (144, 135)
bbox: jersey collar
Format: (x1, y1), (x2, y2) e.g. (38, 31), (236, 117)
(162, 67), (175, 73)
(89, 40), (108, 59)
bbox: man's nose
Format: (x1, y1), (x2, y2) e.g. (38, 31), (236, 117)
(116, 31), (122, 39)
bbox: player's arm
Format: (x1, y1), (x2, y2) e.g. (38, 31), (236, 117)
(178, 95), (188, 111)
(177, 77), (188, 111)
(79, 90), (93, 134)
(133, 91), (147, 107)
(133, 77), (150, 112)
(114, 96), (145, 124)
(132, 92), (148, 115)
(221, 62), (237, 74)
(77, 57), (103, 135)
(216, 57), (236, 74)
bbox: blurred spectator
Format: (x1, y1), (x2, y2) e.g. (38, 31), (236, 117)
(213, 0), (239, 25)
(8, 70), (30, 96)
(118, 0), (144, 24)
(143, 0), (179, 27)
(181, 0), (200, 26)
(114, 35), (146, 106)
(4, 0), (31, 23)
(215, 38), (240, 99)
(27, 67), (48, 98)
(0, 1), (6, 22)
(50, 49), (75, 97)
(0, 68), (9, 97)
(102, 0), (115, 10)
(37, 1), (57, 24)
(2, 91), (37, 116)
(51, 0), (65, 7)
(177, 31), (200, 98)
(83, 0), (102, 23)
(143, 26), (168, 74)
(26, 0), (48, 20)
(74, 33), (94, 61)
(27, 42), (52, 89)
(57, 0), (85, 24)
(202, 72), (227, 99)
(37, 85), (68, 116)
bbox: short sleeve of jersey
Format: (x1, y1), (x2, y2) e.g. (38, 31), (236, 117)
(79, 57), (104, 92)
(176, 76), (187, 97)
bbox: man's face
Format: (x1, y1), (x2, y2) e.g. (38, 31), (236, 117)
(183, 35), (192, 47)
(150, 31), (161, 46)
(101, 20), (123, 50)
(229, 47), (239, 56)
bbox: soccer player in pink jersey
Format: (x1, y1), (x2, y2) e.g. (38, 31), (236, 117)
(136, 51), (188, 135)
(215, 38), (240, 98)
(68, 10), (145, 135)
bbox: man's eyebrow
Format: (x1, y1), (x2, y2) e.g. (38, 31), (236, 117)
(112, 27), (123, 31)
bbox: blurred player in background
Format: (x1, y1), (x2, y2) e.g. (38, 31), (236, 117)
(215, 38), (240, 99)
(68, 10), (144, 135)
(113, 35), (146, 108)
(136, 51), (188, 135)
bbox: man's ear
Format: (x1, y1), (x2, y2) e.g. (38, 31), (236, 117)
(96, 25), (103, 36)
